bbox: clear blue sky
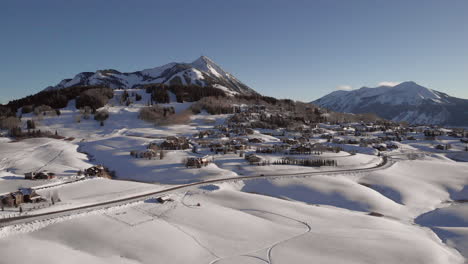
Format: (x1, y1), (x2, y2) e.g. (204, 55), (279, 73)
(1, 0), (467, 104)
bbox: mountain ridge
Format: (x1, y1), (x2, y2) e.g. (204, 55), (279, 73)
(313, 81), (468, 125)
(45, 56), (257, 96)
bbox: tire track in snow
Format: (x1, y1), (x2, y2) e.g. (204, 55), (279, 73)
(209, 209), (311, 264)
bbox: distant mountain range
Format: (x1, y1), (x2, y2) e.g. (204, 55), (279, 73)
(313, 81), (468, 126)
(45, 56), (257, 96)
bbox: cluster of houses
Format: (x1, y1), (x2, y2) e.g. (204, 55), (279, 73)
(1, 188), (42, 207)
(130, 136), (193, 160)
(209, 139), (248, 154)
(123, 107), (468, 172)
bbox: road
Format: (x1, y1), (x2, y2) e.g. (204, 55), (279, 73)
(0, 156), (391, 227)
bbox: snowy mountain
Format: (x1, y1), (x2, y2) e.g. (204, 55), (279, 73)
(313, 81), (468, 125)
(45, 56), (258, 96)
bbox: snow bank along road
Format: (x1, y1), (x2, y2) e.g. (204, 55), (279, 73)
(0, 156), (391, 227)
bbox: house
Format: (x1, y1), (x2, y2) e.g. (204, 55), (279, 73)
(256, 146), (277, 154)
(1, 194), (17, 207)
(147, 142), (160, 151)
(332, 138), (345, 144)
(290, 145), (312, 154)
(373, 144), (387, 151)
(1, 188), (43, 207)
(5, 192), (23, 207)
(209, 143), (225, 153)
(434, 144), (451, 150)
(24, 170), (56, 180)
(185, 156), (212, 168)
(245, 128), (254, 135)
(84, 165), (112, 179)
(245, 154), (263, 165)
(282, 138), (299, 145)
(248, 138), (264, 144)
(156, 196), (173, 203)
(19, 188), (42, 203)
(131, 149), (159, 159)
(159, 136), (190, 150)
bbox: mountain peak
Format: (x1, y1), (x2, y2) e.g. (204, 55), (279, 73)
(44, 56), (258, 96)
(190, 56), (227, 79)
(393, 81), (422, 89)
(192, 55), (215, 65)
(398, 81), (417, 86)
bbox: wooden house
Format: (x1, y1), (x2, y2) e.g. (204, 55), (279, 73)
(289, 145), (312, 155)
(147, 142), (160, 151)
(282, 138), (299, 145)
(1, 195), (16, 207)
(185, 156), (212, 168)
(248, 138), (264, 144)
(19, 188), (42, 203)
(84, 165), (112, 179)
(373, 144), (387, 151)
(24, 170), (55, 180)
(245, 154), (263, 165)
(160, 136), (190, 150)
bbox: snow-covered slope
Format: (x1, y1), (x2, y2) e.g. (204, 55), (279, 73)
(313, 82), (468, 125)
(45, 56), (257, 96)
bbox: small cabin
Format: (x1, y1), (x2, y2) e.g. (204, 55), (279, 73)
(248, 138), (264, 144)
(84, 165), (112, 179)
(290, 145), (312, 155)
(374, 144), (387, 151)
(25, 170), (55, 180)
(19, 188), (42, 203)
(435, 144), (445, 150)
(159, 136), (190, 150)
(186, 156), (212, 168)
(245, 154), (263, 165)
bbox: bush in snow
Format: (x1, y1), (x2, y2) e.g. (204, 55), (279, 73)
(94, 109), (109, 122)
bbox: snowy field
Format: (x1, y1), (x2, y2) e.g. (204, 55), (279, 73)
(0, 89), (467, 263)
(0, 177), (466, 264)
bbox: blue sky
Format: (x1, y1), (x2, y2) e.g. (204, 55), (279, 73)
(1, 0), (467, 104)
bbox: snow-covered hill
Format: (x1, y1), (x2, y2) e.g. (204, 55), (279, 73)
(313, 81), (468, 125)
(45, 56), (257, 96)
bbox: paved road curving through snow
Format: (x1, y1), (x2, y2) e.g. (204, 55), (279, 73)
(0, 156), (392, 228)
